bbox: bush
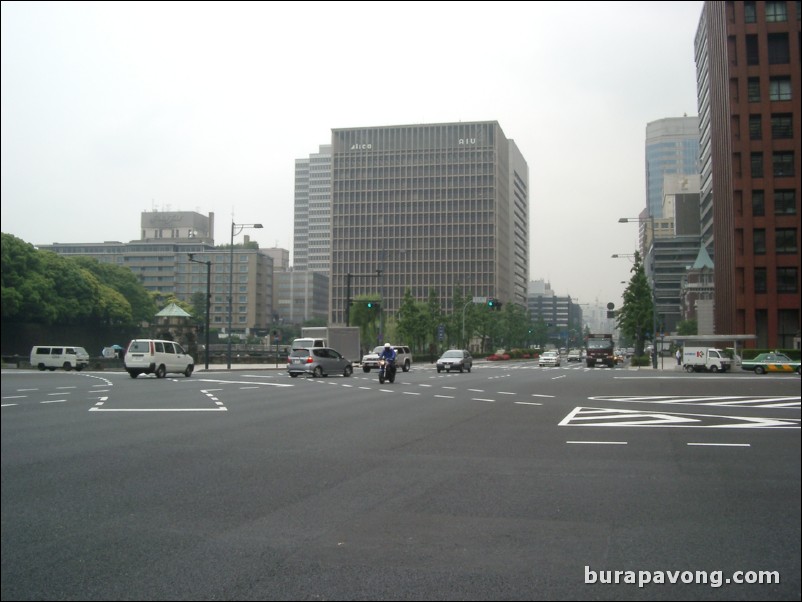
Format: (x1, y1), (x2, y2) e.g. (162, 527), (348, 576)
(630, 355), (651, 366)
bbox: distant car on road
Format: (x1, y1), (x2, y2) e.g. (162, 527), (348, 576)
(436, 349), (473, 373)
(741, 353), (801, 375)
(287, 347), (353, 378)
(361, 345), (412, 372)
(567, 349), (582, 362)
(539, 350), (561, 367)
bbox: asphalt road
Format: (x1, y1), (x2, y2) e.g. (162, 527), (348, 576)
(2, 362), (800, 601)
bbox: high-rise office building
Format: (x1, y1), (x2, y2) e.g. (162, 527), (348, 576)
(328, 121), (529, 325)
(695, 1), (800, 347)
(645, 117), (700, 219)
(293, 145), (332, 273)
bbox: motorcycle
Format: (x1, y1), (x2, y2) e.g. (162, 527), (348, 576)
(378, 358), (396, 384)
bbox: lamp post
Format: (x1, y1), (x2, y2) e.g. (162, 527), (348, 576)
(618, 216), (658, 368)
(228, 221), (263, 369)
(188, 253), (211, 370)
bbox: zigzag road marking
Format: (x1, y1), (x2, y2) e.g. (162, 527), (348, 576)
(589, 395), (800, 409)
(560, 406), (800, 429)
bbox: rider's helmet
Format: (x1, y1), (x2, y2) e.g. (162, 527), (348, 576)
(385, 343), (391, 348)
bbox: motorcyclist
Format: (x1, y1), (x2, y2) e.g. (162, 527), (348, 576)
(378, 343), (397, 377)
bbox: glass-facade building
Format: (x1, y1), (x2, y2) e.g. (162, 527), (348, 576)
(645, 117), (701, 219)
(328, 121), (529, 324)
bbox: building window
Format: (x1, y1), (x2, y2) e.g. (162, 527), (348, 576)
(748, 114), (762, 139)
(745, 35), (760, 65)
(774, 190), (797, 215)
(750, 153), (764, 178)
(771, 114), (793, 138)
(744, 1), (757, 22)
(752, 190), (765, 216)
(765, 1), (788, 21)
(754, 229), (766, 254)
(755, 267), (767, 293)
(777, 268), (797, 293)
(776, 228), (797, 254)
(767, 34), (790, 64)
(748, 78), (761, 102)
(769, 77), (792, 100)
(773, 152), (795, 177)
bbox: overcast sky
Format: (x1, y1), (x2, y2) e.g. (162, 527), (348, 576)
(1, 0), (704, 309)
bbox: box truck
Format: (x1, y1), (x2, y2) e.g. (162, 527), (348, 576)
(682, 347), (732, 373)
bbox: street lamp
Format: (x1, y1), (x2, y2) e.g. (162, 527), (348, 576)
(187, 253), (211, 370)
(228, 221), (263, 369)
(618, 216), (658, 368)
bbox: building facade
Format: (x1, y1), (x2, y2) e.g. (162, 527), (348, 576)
(293, 145), (333, 274)
(645, 117), (701, 219)
(328, 121), (529, 325)
(695, 0), (801, 347)
(276, 270), (330, 324)
(40, 211), (276, 336)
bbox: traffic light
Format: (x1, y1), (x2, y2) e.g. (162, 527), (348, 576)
(487, 298), (501, 310)
(367, 301), (380, 310)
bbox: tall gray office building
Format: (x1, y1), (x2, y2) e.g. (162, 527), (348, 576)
(329, 121), (529, 325)
(645, 117), (700, 219)
(293, 144), (333, 273)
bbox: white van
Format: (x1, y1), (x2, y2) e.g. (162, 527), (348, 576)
(30, 346), (90, 371)
(124, 339), (194, 378)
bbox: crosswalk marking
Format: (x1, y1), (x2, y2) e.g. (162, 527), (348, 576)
(560, 406), (800, 429)
(588, 395), (800, 409)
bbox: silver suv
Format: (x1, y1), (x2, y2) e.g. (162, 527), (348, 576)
(361, 345), (412, 372)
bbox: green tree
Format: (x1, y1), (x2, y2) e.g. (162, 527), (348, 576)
(1, 234), (62, 323)
(530, 316), (549, 348)
(350, 294), (382, 348)
(72, 256), (156, 324)
(424, 288), (443, 350)
(616, 251), (654, 357)
(677, 319), (698, 336)
(396, 288), (427, 351)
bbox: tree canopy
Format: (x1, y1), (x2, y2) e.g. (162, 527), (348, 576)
(615, 251), (654, 356)
(1, 233), (156, 327)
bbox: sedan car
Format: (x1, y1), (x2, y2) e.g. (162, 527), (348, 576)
(287, 347), (353, 378)
(741, 352), (801, 375)
(539, 350), (561, 367)
(436, 349), (472, 373)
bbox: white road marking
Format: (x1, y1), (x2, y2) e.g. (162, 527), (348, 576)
(687, 443), (751, 447)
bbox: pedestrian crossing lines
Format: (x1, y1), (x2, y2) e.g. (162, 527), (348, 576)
(588, 395), (800, 409)
(560, 406), (800, 429)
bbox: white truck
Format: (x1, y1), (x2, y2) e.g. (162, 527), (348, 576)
(292, 327), (361, 363)
(682, 347), (732, 373)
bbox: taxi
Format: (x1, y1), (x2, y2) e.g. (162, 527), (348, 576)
(741, 352), (801, 375)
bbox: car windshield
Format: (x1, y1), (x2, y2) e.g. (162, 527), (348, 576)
(442, 351), (462, 358)
(290, 349), (310, 358)
(372, 346), (384, 354)
(543, 352), (558, 357)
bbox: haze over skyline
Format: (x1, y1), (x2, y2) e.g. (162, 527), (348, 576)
(1, 1), (704, 309)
